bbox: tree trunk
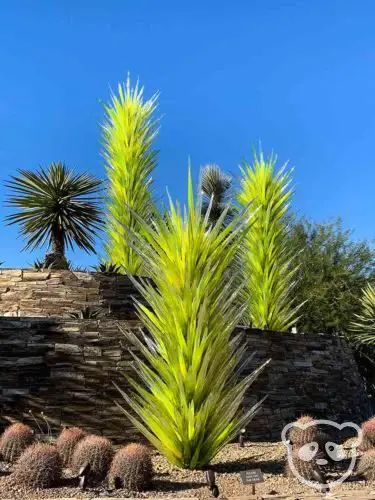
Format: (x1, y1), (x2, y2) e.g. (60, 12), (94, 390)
(51, 225), (65, 257)
(45, 225), (69, 269)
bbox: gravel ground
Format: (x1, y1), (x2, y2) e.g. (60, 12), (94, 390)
(0, 441), (372, 499)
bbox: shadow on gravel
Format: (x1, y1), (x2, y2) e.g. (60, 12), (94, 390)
(153, 478), (205, 492)
(212, 457), (285, 474)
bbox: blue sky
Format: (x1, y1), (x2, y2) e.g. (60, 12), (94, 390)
(0, 0), (374, 267)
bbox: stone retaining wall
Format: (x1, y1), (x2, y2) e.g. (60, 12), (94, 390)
(0, 317), (370, 442)
(0, 269), (142, 318)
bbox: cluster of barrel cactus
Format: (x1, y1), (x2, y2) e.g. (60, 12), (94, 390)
(0, 422), (153, 491)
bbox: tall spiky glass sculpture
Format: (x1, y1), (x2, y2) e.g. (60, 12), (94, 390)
(115, 171), (269, 469)
(102, 77), (159, 274)
(237, 150), (301, 331)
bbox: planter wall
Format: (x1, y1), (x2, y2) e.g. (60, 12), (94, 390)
(0, 269), (142, 319)
(0, 317), (370, 442)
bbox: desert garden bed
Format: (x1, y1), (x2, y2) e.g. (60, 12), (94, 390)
(0, 441), (373, 500)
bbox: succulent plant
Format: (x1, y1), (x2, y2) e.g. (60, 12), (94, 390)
(93, 262), (122, 274)
(68, 306), (103, 319)
(360, 416), (375, 451)
(285, 446), (325, 483)
(71, 435), (113, 484)
(357, 449), (375, 480)
(11, 443), (62, 489)
(288, 415), (330, 453)
(56, 427), (86, 467)
(31, 256), (72, 270)
(289, 416), (317, 445)
(109, 443), (153, 491)
(0, 423), (34, 462)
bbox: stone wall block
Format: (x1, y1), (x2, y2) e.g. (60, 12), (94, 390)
(0, 271), (371, 442)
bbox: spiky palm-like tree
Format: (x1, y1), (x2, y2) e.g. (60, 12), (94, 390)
(237, 150), (301, 331)
(350, 283), (375, 347)
(5, 163), (103, 267)
(199, 164), (233, 225)
(115, 171), (269, 469)
(102, 77), (159, 275)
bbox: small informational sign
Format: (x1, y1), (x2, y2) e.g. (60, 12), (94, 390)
(240, 468), (264, 485)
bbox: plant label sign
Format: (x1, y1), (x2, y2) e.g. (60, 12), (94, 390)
(240, 468), (264, 485)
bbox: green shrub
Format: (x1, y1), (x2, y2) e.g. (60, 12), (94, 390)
(0, 423), (34, 463)
(115, 171), (269, 469)
(350, 284), (375, 349)
(12, 443), (62, 489)
(109, 443), (153, 491)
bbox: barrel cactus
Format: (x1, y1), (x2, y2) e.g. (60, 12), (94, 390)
(285, 446), (325, 483)
(357, 449), (375, 480)
(109, 443), (153, 491)
(289, 416), (318, 445)
(71, 435), (113, 484)
(11, 443), (62, 489)
(0, 423), (34, 462)
(288, 415), (329, 455)
(360, 416), (375, 451)
(56, 427), (86, 466)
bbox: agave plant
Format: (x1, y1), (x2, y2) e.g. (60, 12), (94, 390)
(31, 257), (73, 270)
(68, 306), (103, 319)
(350, 283), (375, 347)
(199, 164), (234, 226)
(31, 259), (52, 271)
(93, 261), (122, 274)
(102, 77), (159, 275)
(237, 150), (301, 331)
(115, 170), (270, 469)
(5, 163), (103, 268)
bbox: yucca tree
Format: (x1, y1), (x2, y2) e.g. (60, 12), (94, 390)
(5, 163), (103, 267)
(349, 283), (375, 347)
(115, 171), (269, 469)
(102, 77), (159, 275)
(199, 164), (234, 225)
(237, 150), (301, 331)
